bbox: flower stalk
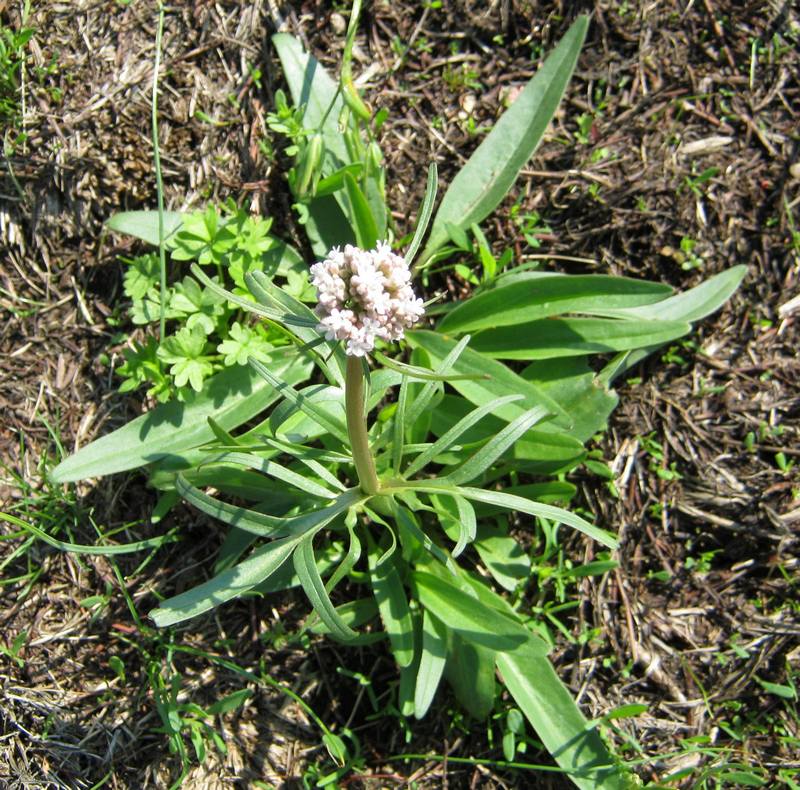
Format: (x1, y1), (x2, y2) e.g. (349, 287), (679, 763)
(345, 355), (380, 495)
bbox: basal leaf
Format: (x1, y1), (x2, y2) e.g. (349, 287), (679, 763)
(50, 357), (312, 483)
(470, 317), (692, 360)
(417, 16), (589, 266)
(440, 274), (673, 334)
(106, 210), (184, 246)
(414, 609), (448, 719)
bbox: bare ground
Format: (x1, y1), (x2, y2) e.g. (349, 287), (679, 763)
(1, 1), (799, 787)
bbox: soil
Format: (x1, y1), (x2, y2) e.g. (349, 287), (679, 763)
(1, 1), (798, 788)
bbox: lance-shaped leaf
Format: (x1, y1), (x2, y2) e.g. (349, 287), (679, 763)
(150, 533), (301, 627)
(106, 210), (185, 246)
(439, 273), (673, 334)
(417, 16), (589, 266)
(50, 357), (311, 483)
(412, 571), (537, 652)
(414, 609), (448, 719)
(368, 540), (415, 668)
(470, 317), (691, 360)
(498, 646), (634, 790)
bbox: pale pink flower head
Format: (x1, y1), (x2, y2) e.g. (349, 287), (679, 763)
(310, 243), (425, 356)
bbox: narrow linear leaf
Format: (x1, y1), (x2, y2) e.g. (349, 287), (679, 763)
(452, 494), (477, 558)
(1, 512), (178, 556)
(393, 501), (457, 575)
(249, 357), (349, 444)
(414, 609), (448, 719)
(202, 452), (337, 500)
(372, 350), (487, 382)
(403, 394), (523, 479)
(344, 172), (379, 249)
(368, 543), (415, 668)
(445, 405), (549, 485)
(405, 163), (438, 267)
(294, 533), (358, 641)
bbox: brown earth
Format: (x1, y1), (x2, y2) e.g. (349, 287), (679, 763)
(1, 1), (798, 788)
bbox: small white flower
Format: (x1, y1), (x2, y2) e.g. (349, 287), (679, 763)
(310, 242), (425, 356)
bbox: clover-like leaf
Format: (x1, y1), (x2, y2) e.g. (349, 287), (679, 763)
(122, 253), (161, 300)
(117, 336), (172, 402)
(217, 322), (273, 367)
(169, 275), (227, 335)
(171, 206), (236, 265)
(157, 326), (216, 392)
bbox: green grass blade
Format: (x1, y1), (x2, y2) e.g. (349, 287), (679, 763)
(344, 171), (379, 249)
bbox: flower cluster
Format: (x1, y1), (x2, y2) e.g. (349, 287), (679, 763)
(310, 242), (425, 356)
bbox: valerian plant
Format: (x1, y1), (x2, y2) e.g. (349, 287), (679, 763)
(46, 6), (745, 788)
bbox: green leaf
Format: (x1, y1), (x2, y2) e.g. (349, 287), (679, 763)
(0, 511), (177, 556)
(50, 359), (311, 483)
(443, 634), (496, 720)
(405, 163), (438, 267)
(201, 452), (338, 500)
(106, 210), (184, 246)
(249, 358), (349, 444)
(405, 330), (570, 427)
(294, 533), (358, 641)
(444, 405), (549, 485)
(403, 394), (523, 479)
(272, 33), (348, 169)
(150, 492), (360, 626)
(417, 16), (589, 266)
(470, 317), (692, 360)
(150, 534), (301, 627)
(217, 322), (273, 367)
(498, 646), (633, 790)
(344, 172), (378, 249)
(122, 253), (161, 300)
(474, 523), (531, 592)
(412, 571), (534, 652)
(368, 542), (415, 668)
(440, 274), (673, 333)
(414, 609), (448, 719)
(408, 481), (618, 549)
(522, 356), (619, 443)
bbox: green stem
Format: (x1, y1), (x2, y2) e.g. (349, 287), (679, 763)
(345, 356), (379, 496)
(152, 2), (166, 342)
